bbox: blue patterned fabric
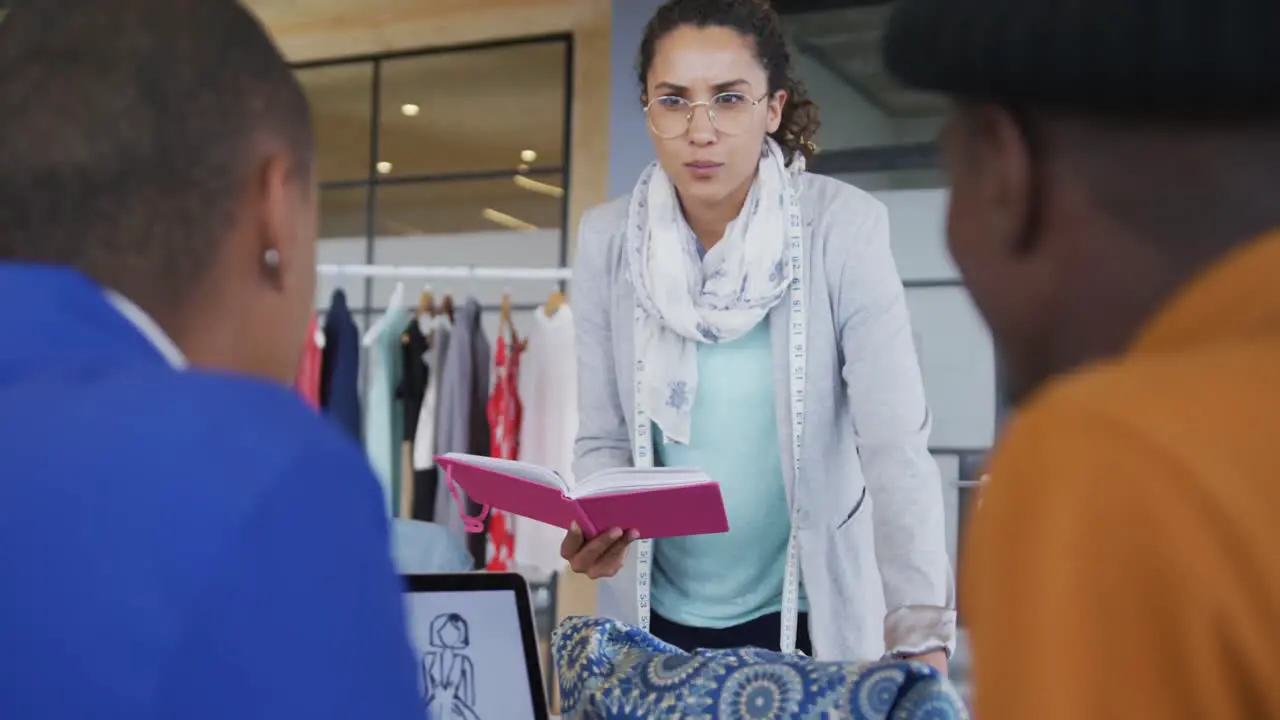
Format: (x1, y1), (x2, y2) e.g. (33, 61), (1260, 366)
(553, 616), (968, 719)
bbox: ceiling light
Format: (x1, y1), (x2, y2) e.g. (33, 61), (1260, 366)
(520, 149), (537, 163)
(482, 208), (538, 231)
(513, 174), (564, 199)
(401, 103), (420, 117)
(376, 161), (393, 174)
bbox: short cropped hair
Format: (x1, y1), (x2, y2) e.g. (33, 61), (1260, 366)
(0, 0), (313, 305)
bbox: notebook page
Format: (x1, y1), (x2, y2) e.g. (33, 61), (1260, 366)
(438, 453), (569, 493)
(567, 466), (712, 499)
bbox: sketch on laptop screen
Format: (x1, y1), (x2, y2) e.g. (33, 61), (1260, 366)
(404, 590), (537, 720)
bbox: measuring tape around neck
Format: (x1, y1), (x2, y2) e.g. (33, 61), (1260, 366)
(631, 185), (807, 653)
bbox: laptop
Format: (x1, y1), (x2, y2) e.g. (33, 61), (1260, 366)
(402, 572), (551, 720)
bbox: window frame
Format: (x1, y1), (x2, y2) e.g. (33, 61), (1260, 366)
(296, 33), (576, 327)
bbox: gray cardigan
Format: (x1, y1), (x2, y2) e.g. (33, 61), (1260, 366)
(571, 172), (956, 661)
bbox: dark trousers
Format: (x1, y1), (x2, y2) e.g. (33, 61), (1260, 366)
(650, 610), (813, 655)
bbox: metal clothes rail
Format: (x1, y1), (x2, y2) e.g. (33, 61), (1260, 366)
(316, 263), (572, 281)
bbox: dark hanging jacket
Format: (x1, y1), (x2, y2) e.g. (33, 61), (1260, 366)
(321, 289), (361, 442)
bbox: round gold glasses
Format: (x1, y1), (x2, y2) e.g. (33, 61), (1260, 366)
(644, 91), (770, 139)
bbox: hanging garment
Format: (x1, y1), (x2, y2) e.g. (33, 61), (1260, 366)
(320, 289), (361, 441)
(514, 305), (576, 579)
(483, 331), (523, 571)
(398, 319), (430, 519)
(294, 313), (322, 410)
(432, 298), (491, 568)
(412, 315), (451, 521)
(364, 306), (411, 517)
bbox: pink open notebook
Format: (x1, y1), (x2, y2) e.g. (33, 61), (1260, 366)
(436, 452), (729, 541)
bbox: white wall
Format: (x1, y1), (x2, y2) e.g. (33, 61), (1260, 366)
(608, 0), (666, 198)
(871, 188), (995, 503)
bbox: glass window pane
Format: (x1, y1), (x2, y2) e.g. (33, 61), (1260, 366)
(316, 187), (369, 309)
(320, 186), (368, 239)
(374, 173), (565, 237)
(377, 41), (568, 178)
(297, 63), (374, 183)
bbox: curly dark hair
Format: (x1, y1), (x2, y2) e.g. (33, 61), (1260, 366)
(637, 0), (821, 164)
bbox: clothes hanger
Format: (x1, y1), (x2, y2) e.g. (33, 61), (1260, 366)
(543, 284), (565, 318)
(498, 288), (529, 353)
(406, 285), (434, 345)
(498, 290), (512, 341)
(416, 284), (435, 318)
(362, 281), (404, 347)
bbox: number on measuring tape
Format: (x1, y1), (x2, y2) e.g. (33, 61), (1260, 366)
(632, 303), (655, 632)
(631, 184), (808, 653)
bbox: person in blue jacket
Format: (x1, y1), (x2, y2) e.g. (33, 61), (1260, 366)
(0, 1), (423, 718)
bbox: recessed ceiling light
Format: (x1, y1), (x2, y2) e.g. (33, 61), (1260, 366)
(401, 103), (420, 117)
(376, 161), (393, 174)
(520, 149), (537, 163)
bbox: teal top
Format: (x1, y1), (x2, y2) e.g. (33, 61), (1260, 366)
(652, 319), (808, 629)
(363, 307), (410, 516)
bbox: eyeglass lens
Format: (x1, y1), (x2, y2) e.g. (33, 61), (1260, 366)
(646, 93), (757, 138)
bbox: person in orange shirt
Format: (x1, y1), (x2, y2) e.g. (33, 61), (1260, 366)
(882, 0), (1280, 717)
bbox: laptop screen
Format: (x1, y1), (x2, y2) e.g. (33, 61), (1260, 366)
(403, 580), (544, 720)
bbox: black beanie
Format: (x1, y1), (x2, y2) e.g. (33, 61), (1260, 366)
(882, 0), (1280, 119)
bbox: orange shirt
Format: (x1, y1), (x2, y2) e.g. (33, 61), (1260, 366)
(966, 232), (1280, 719)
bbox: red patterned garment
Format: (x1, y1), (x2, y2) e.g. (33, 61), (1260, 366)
(294, 313), (322, 411)
(484, 332), (524, 571)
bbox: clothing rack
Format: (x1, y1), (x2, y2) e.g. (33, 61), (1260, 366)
(325, 303), (550, 316)
(316, 263), (572, 281)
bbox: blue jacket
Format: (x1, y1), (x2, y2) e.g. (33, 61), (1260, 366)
(0, 265), (422, 719)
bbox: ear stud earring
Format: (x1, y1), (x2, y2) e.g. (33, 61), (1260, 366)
(263, 248), (280, 269)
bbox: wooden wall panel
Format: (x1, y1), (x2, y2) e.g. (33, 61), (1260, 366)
(564, 0), (611, 264)
(252, 0), (575, 61)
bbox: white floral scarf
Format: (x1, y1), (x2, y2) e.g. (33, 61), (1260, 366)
(627, 137), (804, 445)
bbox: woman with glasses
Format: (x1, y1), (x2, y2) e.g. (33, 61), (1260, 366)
(560, 0), (954, 668)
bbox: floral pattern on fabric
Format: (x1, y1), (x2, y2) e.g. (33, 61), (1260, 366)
(553, 616), (968, 720)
